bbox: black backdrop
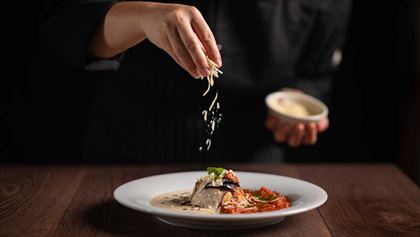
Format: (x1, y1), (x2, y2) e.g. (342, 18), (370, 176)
(1, 1), (418, 169)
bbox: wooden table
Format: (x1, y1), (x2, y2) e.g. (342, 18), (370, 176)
(1, 164), (419, 237)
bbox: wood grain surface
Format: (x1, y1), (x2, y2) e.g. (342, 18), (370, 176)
(0, 164), (419, 237)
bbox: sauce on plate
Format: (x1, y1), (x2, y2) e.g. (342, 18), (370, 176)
(149, 187), (291, 214)
(149, 189), (215, 214)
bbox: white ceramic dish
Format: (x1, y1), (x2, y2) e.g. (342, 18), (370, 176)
(265, 91), (328, 124)
(114, 171), (328, 229)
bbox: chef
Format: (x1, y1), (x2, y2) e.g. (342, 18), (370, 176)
(39, 0), (350, 162)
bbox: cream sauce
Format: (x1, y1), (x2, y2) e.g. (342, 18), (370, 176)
(149, 189), (215, 214)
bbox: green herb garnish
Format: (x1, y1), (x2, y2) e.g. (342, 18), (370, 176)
(268, 194), (277, 200)
(207, 167), (225, 177)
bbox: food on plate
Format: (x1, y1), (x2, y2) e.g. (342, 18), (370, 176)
(150, 167), (290, 214)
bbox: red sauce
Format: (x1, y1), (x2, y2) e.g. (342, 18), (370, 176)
(221, 186), (290, 214)
(223, 172), (239, 184)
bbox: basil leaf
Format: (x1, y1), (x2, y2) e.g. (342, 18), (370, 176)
(268, 194), (276, 200)
(207, 167), (225, 177)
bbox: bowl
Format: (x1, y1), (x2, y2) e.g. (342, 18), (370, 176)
(265, 91), (328, 124)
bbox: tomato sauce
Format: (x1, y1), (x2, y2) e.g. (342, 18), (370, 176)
(221, 186), (290, 214)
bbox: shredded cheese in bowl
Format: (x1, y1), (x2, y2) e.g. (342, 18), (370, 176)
(274, 99), (311, 117)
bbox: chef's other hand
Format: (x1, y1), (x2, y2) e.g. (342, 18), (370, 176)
(265, 112), (329, 147)
(89, 2), (222, 79)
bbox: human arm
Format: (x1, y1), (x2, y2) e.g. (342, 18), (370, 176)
(87, 1), (222, 78)
(40, 1), (221, 77)
(263, 1), (350, 147)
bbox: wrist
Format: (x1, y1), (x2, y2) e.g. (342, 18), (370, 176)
(133, 2), (164, 39)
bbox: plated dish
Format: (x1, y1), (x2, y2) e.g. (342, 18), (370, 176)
(114, 168), (328, 229)
(150, 167), (290, 215)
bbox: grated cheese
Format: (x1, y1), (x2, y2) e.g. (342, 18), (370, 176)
(202, 110), (208, 122)
(199, 58), (223, 151)
(208, 91), (218, 112)
(206, 138), (211, 150)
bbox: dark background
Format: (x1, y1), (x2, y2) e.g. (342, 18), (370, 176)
(1, 1), (419, 182)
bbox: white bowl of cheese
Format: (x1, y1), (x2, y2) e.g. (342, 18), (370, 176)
(265, 91), (328, 124)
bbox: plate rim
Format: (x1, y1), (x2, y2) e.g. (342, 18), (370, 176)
(114, 171), (328, 220)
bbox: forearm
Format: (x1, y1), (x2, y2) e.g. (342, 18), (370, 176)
(87, 1), (221, 77)
(88, 1), (151, 59)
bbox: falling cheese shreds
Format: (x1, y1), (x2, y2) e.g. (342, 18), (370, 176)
(209, 91), (218, 112)
(199, 58), (223, 152)
(202, 110), (208, 121)
(205, 139), (212, 150)
(203, 81), (211, 96)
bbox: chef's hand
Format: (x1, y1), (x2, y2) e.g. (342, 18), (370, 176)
(88, 2), (221, 78)
(265, 114), (329, 147)
(140, 2), (221, 78)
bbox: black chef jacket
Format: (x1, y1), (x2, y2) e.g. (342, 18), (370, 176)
(34, 0), (350, 163)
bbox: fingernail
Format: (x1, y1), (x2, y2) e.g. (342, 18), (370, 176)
(216, 59), (222, 67)
(194, 69), (202, 79)
(201, 68), (210, 76)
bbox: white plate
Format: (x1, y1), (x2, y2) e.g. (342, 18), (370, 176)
(114, 171), (327, 229)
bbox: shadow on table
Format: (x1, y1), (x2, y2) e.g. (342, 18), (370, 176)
(82, 199), (293, 236)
